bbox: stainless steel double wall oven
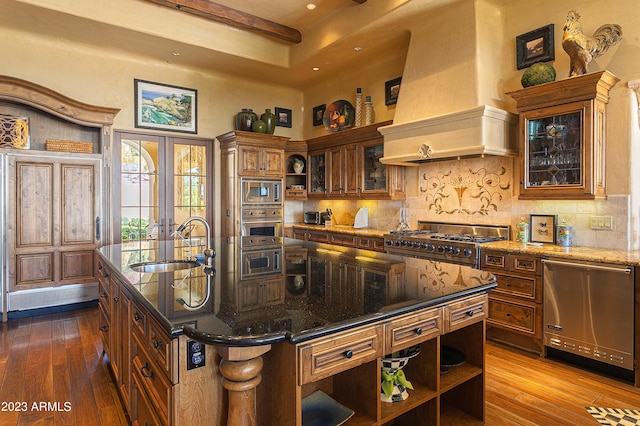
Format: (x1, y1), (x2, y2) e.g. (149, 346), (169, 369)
(240, 178), (283, 278)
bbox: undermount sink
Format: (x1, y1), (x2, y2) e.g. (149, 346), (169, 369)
(129, 260), (201, 273)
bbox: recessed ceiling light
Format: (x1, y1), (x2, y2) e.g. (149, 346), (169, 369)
(312, 67), (320, 71)
(354, 46), (363, 51)
(307, 4), (316, 10)
(172, 52), (181, 56)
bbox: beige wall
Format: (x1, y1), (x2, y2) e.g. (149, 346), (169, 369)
(2, 0), (639, 249)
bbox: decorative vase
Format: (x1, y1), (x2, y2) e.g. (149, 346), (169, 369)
(355, 88), (363, 127)
(235, 108), (258, 131)
(260, 108), (276, 134)
(252, 119), (267, 133)
(365, 95), (374, 125)
(293, 160), (304, 174)
(380, 356), (411, 403)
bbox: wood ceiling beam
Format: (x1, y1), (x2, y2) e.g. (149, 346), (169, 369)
(146, 0), (302, 44)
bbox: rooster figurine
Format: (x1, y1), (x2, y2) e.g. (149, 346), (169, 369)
(562, 10), (622, 77)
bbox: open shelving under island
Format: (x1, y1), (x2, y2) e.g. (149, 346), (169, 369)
(96, 238), (496, 425)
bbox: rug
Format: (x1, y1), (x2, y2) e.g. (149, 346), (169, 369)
(585, 407), (640, 426)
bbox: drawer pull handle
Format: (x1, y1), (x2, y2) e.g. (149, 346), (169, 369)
(505, 282), (512, 287)
(141, 363), (155, 379)
(344, 350), (353, 359)
(153, 340), (162, 349)
(99, 292), (108, 299)
(466, 310), (474, 317)
(100, 326), (108, 332)
(506, 313), (511, 317)
(113, 296), (120, 303)
(415, 327), (423, 335)
(134, 313), (143, 323)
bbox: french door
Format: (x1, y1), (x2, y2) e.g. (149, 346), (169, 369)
(113, 132), (213, 246)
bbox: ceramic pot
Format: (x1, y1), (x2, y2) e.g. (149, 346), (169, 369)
(293, 160), (304, 174)
(235, 108), (258, 131)
(252, 119), (267, 133)
(260, 109), (276, 134)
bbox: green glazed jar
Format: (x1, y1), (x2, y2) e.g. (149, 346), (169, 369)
(252, 119), (267, 133)
(260, 109), (276, 134)
(235, 108), (258, 131)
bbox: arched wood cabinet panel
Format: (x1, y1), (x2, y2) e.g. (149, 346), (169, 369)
(0, 75), (119, 317)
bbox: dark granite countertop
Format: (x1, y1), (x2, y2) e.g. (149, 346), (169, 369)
(97, 238), (496, 347)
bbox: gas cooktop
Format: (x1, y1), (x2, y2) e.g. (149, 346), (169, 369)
(383, 222), (510, 267)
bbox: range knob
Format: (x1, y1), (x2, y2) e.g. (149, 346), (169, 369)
(444, 245), (453, 253)
(427, 244), (436, 251)
(394, 241), (401, 247)
(463, 248), (473, 257)
(401, 240), (408, 246)
(437, 245), (445, 253)
(420, 242), (428, 249)
(386, 240), (393, 246)
(452, 247), (461, 255)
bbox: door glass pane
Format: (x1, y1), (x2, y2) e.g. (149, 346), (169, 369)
(363, 143), (386, 191)
(526, 111), (582, 188)
(121, 138), (160, 241)
(173, 144), (208, 251)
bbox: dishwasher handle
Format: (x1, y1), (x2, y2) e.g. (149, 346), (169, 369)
(542, 259), (632, 275)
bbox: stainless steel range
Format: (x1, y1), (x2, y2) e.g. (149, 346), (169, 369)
(383, 221), (510, 267)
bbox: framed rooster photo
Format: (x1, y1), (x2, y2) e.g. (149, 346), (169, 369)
(516, 24), (555, 70)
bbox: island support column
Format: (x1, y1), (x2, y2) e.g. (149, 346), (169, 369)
(217, 345), (272, 426)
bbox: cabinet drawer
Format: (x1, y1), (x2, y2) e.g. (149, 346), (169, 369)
(132, 369), (165, 426)
(492, 273), (537, 300)
(148, 318), (175, 383)
(511, 255), (541, 276)
(307, 230), (330, 243)
(444, 295), (487, 332)
(131, 303), (147, 339)
(133, 335), (171, 425)
(481, 252), (508, 270)
(488, 297), (538, 335)
(299, 325), (382, 385)
(330, 233), (356, 247)
(384, 308), (441, 354)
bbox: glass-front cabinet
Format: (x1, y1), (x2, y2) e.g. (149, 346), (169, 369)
(509, 70), (619, 199)
(306, 121), (405, 200)
(523, 107), (584, 189)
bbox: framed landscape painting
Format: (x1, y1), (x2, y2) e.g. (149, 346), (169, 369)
(134, 79), (197, 133)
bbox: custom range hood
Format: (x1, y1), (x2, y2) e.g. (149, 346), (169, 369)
(378, 105), (518, 166)
(377, 1), (519, 166)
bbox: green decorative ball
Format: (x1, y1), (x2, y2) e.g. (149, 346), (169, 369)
(521, 63), (556, 88)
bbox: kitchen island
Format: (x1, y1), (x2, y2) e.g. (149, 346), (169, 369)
(96, 237), (496, 425)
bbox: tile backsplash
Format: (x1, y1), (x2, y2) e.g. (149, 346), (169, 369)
(286, 156), (632, 250)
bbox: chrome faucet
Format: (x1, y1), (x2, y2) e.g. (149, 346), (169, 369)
(172, 216), (215, 269)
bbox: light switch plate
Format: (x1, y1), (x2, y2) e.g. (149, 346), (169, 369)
(589, 215), (613, 230)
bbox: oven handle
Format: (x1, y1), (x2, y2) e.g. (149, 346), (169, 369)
(542, 259), (632, 275)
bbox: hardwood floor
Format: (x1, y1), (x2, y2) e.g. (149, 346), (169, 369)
(0, 308), (127, 426)
(1, 308), (640, 425)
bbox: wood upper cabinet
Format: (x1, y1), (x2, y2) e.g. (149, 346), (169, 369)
(508, 70), (619, 199)
(8, 154), (100, 291)
(307, 121), (405, 200)
(217, 130), (289, 179)
(238, 144), (285, 177)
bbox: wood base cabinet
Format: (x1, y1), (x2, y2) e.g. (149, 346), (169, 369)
(258, 294), (488, 425)
(481, 250), (543, 354)
(98, 259), (225, 426)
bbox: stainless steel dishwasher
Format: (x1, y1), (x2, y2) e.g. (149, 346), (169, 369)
(543, 258), (634, 370)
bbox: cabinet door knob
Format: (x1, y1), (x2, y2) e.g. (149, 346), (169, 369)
(415, 327), (423, 335)
(153, 340), (162, 349)
(344, 350), (353, 359)
(134, 313), (142, 323)
(113, 296), (120, 303)
(466, 310), (474, 317)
